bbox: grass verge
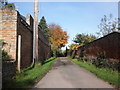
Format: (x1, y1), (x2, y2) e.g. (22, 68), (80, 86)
(3, 57), (57, 89)
(68, 57), (120, 88)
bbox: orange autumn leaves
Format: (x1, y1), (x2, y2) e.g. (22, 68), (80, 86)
(68, 43), (81, 51)
(72, 44), (80, 50)
(48, 24), (69, 49)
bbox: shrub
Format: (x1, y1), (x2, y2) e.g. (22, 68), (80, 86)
(80, 50), (84, 58)
(95, 52), (106, 68)
(105, 59), (119, 71)
(90, 52), (119, 71)
(78, 50), (87, 62)
(2, 50), (11, 61)
(0, 40), (11, 61)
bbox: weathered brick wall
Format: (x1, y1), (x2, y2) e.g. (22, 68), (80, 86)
(1, 10), (33, 69)
(1, 10), (18, 60)
(75, 32), (120, 61)
(1, 10), (51, 71)
(1, 10), (18, 80)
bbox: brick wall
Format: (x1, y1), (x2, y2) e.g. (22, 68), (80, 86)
(1, 10), (18, 60)
(1, 10), (51, 79)
(1, 10), (34, 69)
(75, 32), (120, 62)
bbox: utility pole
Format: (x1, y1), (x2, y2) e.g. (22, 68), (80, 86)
(33, 0), (38, 65)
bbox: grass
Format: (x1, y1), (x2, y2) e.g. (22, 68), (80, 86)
(68, 57), (120, 88)
(3, 57), (57, 89)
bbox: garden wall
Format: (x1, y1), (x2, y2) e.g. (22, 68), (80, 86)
(75, 31), (120, 62)
(38, 27), (51, 63)
(17, 13), (33, 69)
(1, 10), (51, 79)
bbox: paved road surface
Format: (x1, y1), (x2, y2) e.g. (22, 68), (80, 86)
(34, 57), (114, 88)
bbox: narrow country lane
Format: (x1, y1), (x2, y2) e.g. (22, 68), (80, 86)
(33, 57), (114, 88)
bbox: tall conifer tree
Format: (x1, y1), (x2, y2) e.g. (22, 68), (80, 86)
(39, 16), (49, 39)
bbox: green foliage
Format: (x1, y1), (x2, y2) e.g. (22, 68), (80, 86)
(39, 16), (49, 39)
(73, 33), (96, 45)
(66, 48), (73, 57)
(1, 0), (15, 10)
(77, 51), (119, 71)
(79, 50), (84, 58)
(0, 40), (11, 61)
(95, 52), (106, 68)
(5, 3), (15, 10)
(70, 58), (120, 88)
(52, 48), (65, 57)
(91, 52), (119, 71)
(57, 50), (65, 57)
(79, 50), (86, 61)
(3, 57), (56, 88)
(2, 49), (11, 61)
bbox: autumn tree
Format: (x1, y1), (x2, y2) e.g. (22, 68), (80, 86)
(48, 24), (69, 57)
(73, 33), (96, 46)
(67, 43), (80, 58)
(68, 43), (80, 51)
(97, 14), (118, 37)
(39, 16), (49, 39)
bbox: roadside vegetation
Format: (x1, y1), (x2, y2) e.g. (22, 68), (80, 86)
(68, 57), (120, 88)
(3, 57), (57, 88)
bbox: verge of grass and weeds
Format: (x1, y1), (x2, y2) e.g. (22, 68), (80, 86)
(3, 57), (57, 89)
(68, 57), (120, 88)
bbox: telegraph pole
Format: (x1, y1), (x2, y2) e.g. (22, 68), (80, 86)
(33, 0), (38, 65)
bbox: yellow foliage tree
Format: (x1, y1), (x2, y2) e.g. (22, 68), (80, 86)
(48, 24), (69, 56)
(49, 24), (68, 48)
(68, 43), (80, 50)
